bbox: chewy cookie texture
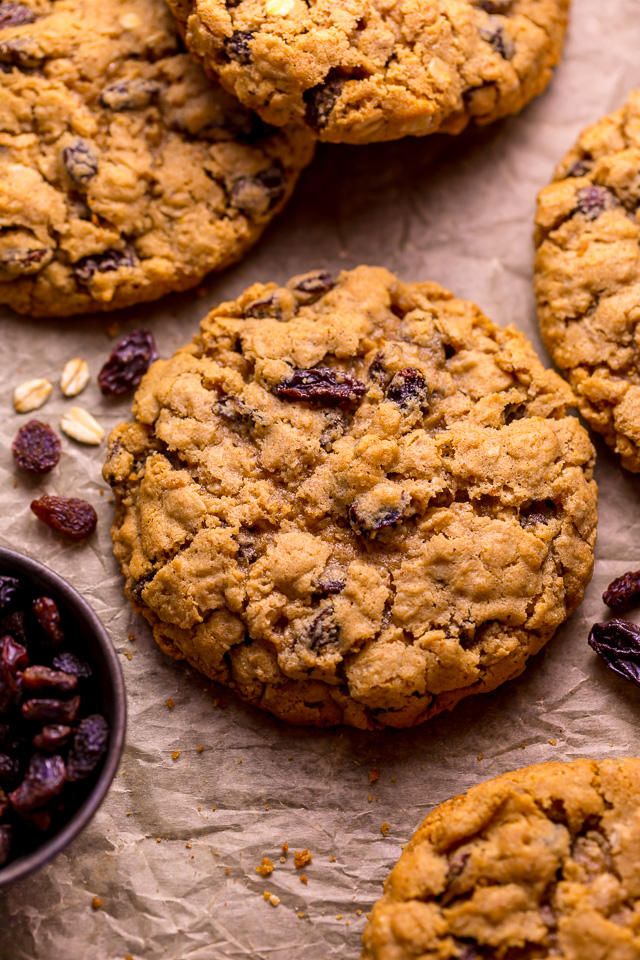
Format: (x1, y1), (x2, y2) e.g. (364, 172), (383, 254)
(0, 0), (313, 317)
(104, 266), (597, 730)
(362, 758), (640, 959)
(167, 0), (570, 145)
(535, 90), (640, 472)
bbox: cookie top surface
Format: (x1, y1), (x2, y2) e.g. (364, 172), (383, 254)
(103, 265), (597, 730)
(167, 0), (569, 145)
(535, 90), (640, 472)
(0, 0), (314, 317)
(362, 757), (640, 959)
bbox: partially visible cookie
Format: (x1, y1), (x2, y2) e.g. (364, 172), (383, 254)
(0, 0), (314, 317)
(167, 0), (570, 145)
(103, 265), (597, 730)
(535, 91), (640, 472)
(362, 758), (640, 959)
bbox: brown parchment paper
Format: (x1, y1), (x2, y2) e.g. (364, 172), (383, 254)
(2, 2), (640, 956)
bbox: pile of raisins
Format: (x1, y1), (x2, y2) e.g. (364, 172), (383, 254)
(0, 573), (109, 869)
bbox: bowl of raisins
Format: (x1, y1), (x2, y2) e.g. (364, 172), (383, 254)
(0, 547), (126, 887)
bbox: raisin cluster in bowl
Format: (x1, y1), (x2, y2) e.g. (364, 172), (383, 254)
(0, 575), (109, 868)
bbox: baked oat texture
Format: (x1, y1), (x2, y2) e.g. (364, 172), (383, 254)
(165, 0), (570, 145)
(535, 90), (640, 473)
(103, 265), (597, 730)
(0, 0), (313, 317)
(362, 757), (640, 959)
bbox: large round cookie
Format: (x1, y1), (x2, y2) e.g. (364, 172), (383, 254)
(0, 0), (313, 317)
(103, 265), (597, 730)
(535, 91), (640, 473)
(362, 757), (640, 959)
(166, 0), (570, 145)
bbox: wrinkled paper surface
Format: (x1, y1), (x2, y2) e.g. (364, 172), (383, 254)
(2, 2), (640, 956)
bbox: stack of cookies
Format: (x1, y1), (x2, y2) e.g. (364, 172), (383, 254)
(4, 0), (640, 957)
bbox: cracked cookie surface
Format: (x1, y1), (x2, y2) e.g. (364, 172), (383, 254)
(0, 0), (314, 317)
(362, 757), (640, 959)
(535, 90), (640, 472)
(103, 265), (597, 729)
(166, 0), (569, 145)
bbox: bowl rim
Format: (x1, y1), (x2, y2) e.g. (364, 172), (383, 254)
(0, 546), (126, 889)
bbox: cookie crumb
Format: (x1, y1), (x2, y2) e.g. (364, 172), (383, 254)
(126, 811), (131, 816)
(128, 633), (135, 642)
(256, 858), (274, 877)
(477, 753), (484, 761)
(369, 768), (379, 783)
(381, 823), (390, 836)
(549, 739), (557, 746)
(279, 857), (286, 863)
(298, 912), (304, 919)
(521, 742), (526, 749)
(186, 843), (192, 849)
(356, 909), (362, 916)
(336, 914), (342, 920)
(166, 699), (175, 709)
(294, 849), (312, 869)
(299, 875), (308, 884)
(368, 794), (372, 803)
(197, 745), (204, 752)
(225, 868), (230, 875)
(329, 856), (336, 862)
(282, 842), (288, 854)
(171, 751), (180, 760)
(92, 897), (102, 910)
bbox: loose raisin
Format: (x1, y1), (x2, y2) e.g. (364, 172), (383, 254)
(98, 328), (158, 396)
(33, 596), (65, 644)
(0, 755), (19, 783)
(603, 570), (640, 610)
(32, 725), (72, 752)
(8, 754), (66, 815)
(12, 421), (61, 475)
(51, 651), (91, 678)
(31, 495), (97, 541)
(272, 368), (366, 407)
(0, 577), (20, 610)
(0, 825), (12, 866)
(1, 635), (28, 674)
(66, 715), (109, 781)
(22, 666), (78, 694)
(0, 611), (26, 643)
(588, 619), (640, 686)
(21, 696), (81, 724)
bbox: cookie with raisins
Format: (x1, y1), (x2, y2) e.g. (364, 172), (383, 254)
(104, 265), (597, 729)
(166, 0), (569, 145)
(362, 757), (640, 959)
(0, 0), (313, 317)
(535, 90), (640, 472)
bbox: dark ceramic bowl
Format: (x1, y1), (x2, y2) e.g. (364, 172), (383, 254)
(0, 547), (126, 888)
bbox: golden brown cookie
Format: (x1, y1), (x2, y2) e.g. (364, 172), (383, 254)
(362, 757), (640, 959)
(166, 0), (570, 145)
(103, 265), (597, 729)
(0, 0), (313, 317)
(535, 90), (640, 472)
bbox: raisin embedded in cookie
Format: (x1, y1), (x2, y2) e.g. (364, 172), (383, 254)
(166, 0), (570, 145)
(0, 0), (314, 317)
(362, 758), (640, 959)
(103, 265), (597, 730)
(535, 90), (640, 472)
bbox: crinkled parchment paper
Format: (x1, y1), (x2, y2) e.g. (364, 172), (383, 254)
(2, 2), (640, 957)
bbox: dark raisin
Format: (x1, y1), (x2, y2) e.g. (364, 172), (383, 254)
(32, 725), (73, 752)
(21, 695), (81, 724)
(231, 164), (286, 217)
(446, 850), (470, 881)
(51, 651), (91, 678)
(0, 38), (42, 68)
(73, 248), (136, 285)
(314, 577), (345, 596)
(0, 786), (9, 819)
(224, 30), (253, 63)
(385, 368), (431, 411)
(33, 596), (65, 644)
(216, 395), (252, 427)
(573, 185), (618, 220)
(99, 78), (160, 110)
(565, 158), (593, 178)
(8, 753), (66, 815)
(21, 808), (51, 831)
(320, 409), (348, 449)
(0, 237), (52, 279)
(1, 634), (28, 674)
(504, 402), (526, 424)
(479, 22), (514, 58)
(588, 619), (640, 686)
(290, 270), (336, 303)
(368, 353), (389, 385)
(474, 0), (513, 10)
(519, 499), (556, 528)
(297, 606), (340, 653)
(603, 571), (640, 610)
(0, 610), (26, 644)
(0, 754), (20, 783)
(0, 3), (37, 27)
(98, 328), (158, 396)
(12, 421), (61, 475)
(244, 295), (283, 319)
(349, 493), (408, 538)
(272, 367), (366, 407)
(0, 577), (20, 610)
(62, 139), (98, 183)
(0, 825), (11, 866)
(66, 715), (109, 781)
(31, 496), (97, 541)
(304, 77), (343, 130)
(22, 666), (78, 694)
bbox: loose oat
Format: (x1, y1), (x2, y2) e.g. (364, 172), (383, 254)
(60, 407), (104, 445)
(13, 379), (52, 413)
(60, 358), (90, 398)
